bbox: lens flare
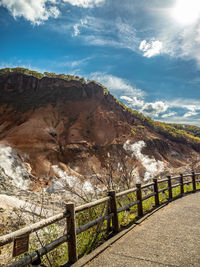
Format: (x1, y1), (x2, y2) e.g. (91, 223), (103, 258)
(171, 0), (200, 25)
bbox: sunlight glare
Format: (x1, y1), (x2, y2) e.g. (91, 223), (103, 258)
(171, 0), (200, 25)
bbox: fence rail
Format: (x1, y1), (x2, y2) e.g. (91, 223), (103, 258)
(1, 172), (200, 266)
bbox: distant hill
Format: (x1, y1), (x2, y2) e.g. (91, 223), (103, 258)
(172, 124), (200, 138)
(0, 67), (200, 191)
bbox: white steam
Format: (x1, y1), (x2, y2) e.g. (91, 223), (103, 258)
(123, 140), (164, 181)
(0, 145), (30, 189)
(82, 181), (94, 194)
(51, 165), (77, 188)
(47, 165), (94, 195)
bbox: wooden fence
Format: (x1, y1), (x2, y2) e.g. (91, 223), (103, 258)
(1, 172), (200, 266)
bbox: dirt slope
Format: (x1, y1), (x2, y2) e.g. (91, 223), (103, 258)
(0, 71), (199, 190)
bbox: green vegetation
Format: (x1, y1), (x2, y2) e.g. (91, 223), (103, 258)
(111, 96), (146, 121)
(111, 97), (200, 147)
(131, 127), (136, 136)
(77, 204), (108, 256)
(87, 80), (109, 94)
(0, 67), (44, 79)
(146, 118), (200, 145)
(172, 124), (200, 138)
(103, 91), (200, 147)
(0, 67), (87, 84)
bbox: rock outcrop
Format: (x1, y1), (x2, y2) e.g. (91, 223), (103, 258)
(0, 71), (199, 191)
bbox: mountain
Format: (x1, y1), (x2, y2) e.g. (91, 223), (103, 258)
(0, 68), (200, 194)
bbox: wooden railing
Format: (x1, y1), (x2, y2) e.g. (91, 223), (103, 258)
(1, 172), (200, 266)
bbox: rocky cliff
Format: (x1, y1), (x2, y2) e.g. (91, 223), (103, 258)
(0, 70), (200, 193)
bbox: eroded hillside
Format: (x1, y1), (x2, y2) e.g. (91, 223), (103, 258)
(0, 69), (199, 196)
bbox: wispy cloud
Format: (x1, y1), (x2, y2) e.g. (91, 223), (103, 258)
(121, 94), (200, 123)
(160, 116), (200, 126)
(72, 19), (87, 37)
(183, 110), (199, 118)
(89, 72), (170, 118)
(167, 98), (200, 111)
(145, 2), (200, 66)
(73, 24), (80, 37)
(0, 56), (92, 75)
(57, 56), (92, 74)
(91, 72), (200, 123)
(71, 1), (200, 64)
(162, 98), (200, 123)
(62, 0), (105, 8)
(89, 72), (144, 98)
(0, 61), (48, 73)
(6, 0), (200, 64)
(70, 16), (140, 53)
(161, 112), (177, 118)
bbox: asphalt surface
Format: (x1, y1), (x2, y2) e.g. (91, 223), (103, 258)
(87, 192), (200, 267)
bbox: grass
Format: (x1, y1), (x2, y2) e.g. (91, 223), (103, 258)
(117, 192), (137, 227)
(76, 203), (108, 256)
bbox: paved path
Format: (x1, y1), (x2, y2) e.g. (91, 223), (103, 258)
(87, 192), (200, 267)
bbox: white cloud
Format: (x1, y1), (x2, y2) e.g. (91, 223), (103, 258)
(161, 112), (177, 118)
(121, 96), (145, 109)
(0, 0), (59, 25)
(160, 116), (200, 126)
(72, 19), (87, 37)
(74, 17), (140, 52)
(150, 3), (200, 66)
(139, 39), (163, 58)
(90, 73), (169, 118)
(89, 73), (144, 98)
(70, 57), (91, 68)
(120, 96), (144, 108)
(183, 105), (199, 117)
(0, 0), (105, 25)
(120, 95), (168, 118)
(142, 101), (168, 117)
(120, 96), (133, 102)
(183, 110), (199, 117)
(62, 0), (105, 8)
(162, 99), (200, 119)
(73, 24), (80, 37)
(167, 99), (200, 115)
(89, 73), (200, 122)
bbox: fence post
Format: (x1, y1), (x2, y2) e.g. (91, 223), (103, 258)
(167, 175), (173, 199)
(66, 203), (78, 264)
(180, 174), (184, 195)
(192, 171), (196, 192)
(108, 190), (119, 233)
(153, 179), (159, 206)
(136, 184), (143, 217)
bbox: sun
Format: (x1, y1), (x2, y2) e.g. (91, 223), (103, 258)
(171, 0), (200, 25)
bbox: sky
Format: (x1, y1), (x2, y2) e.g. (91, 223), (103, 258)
(1, 0), (200, 126)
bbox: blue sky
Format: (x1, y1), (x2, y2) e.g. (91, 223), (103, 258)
(1, 0), (200, 126)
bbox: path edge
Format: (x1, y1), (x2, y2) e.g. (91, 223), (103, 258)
(70, 202), (169, 267)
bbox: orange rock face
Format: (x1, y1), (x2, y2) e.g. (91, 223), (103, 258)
(0, 72), (199, 188)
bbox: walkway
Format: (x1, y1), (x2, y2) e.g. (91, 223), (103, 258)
(87, 192), (200, 267)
